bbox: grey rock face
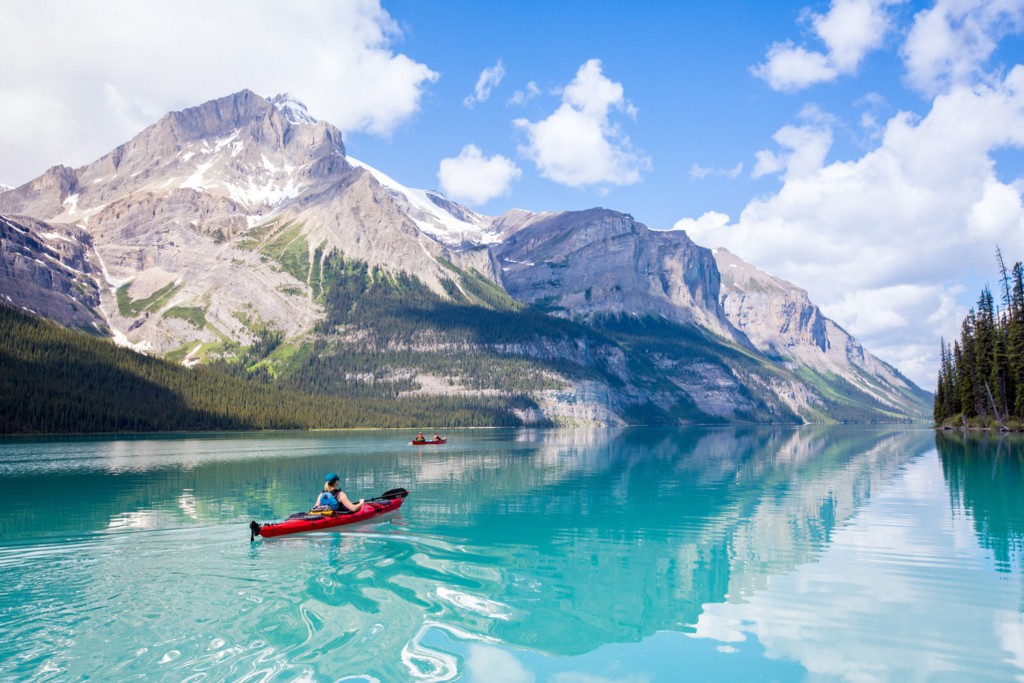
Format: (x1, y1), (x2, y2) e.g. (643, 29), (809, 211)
(0, 213), (102, 328)
(714, 247), (926, 415)
(494, 209), (749, 346)
(0, 165), (78, 219)
(0, 90), (483, 353)
(715, 247), (828, 355)
(0, 89), (929, 424)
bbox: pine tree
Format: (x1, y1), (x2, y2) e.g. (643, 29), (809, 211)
(1011, 262), (1024, 418)
(935, 254), (1024, 427)
(935, 339), (947, 424)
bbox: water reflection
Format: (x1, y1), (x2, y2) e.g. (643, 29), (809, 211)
(3, 427), (1022, 682)
(416, 426), (936, 659)
(936, 430), (1024, 574)
(681, 430), (1024, 682)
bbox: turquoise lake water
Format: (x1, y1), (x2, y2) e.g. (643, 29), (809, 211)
(0, 426), (1022, 681)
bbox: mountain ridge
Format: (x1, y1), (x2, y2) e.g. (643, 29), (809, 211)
(0, 89), (930, 426)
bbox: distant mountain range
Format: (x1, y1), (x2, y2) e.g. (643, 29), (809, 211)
(0, 90), (931, 426)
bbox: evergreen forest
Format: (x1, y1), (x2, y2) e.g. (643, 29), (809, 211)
(0, 245), (931, 434)
(934, 250), (1024, 429)
(0, 305), (534, 434)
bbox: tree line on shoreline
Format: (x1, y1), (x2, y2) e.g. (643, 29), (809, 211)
(0, 305), (534, 434)
(934, 249), (1024, 430)
(2, 243), (929, 435)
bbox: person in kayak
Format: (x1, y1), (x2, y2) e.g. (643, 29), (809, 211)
(315, 472), (363, 512)
(415, 432), (424, 442)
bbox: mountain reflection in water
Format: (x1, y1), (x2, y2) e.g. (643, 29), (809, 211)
(1, 427), (1021, 682)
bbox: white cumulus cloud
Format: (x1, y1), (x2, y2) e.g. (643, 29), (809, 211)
(0, 0), (439, 185)
(753, 0), (898, 92)
(683, 66), (1024, 388)
(754, 43), (840, 92)
(437, 144), (521, 205)
(751, 122), (833, 180)
(902, 0), (1024, 96)
(673, 211), (731, 234)
(514, 59), (649, 190)
(464, 59), (506, 108)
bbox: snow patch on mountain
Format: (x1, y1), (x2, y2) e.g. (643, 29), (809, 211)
(0, 214), (27, 235)
(173, 132), (304, 210)
(39, 231), (74, 243)
(347, 156), (501, 246)
(215, 130), (240, 152)
(270, 93), (317, 125)
(63, 193), (80, 216)
(110, 325), (153, 354)
(181, 160), (216, 190)
(224, 175), (303, 207)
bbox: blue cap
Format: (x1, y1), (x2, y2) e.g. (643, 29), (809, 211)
(325, 472), (339, 483)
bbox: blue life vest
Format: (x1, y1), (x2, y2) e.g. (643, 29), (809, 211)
(316, 491), (340, 510)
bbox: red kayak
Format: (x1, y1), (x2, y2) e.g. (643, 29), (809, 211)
(410, 438), (446, 445)
(250, 488), (408, 539)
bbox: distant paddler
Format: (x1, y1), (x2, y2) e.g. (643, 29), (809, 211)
(410, 433), (446, 445)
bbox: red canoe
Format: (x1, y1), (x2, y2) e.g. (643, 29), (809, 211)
(410, 438), (446, 445)
(249, 488), (408, 539)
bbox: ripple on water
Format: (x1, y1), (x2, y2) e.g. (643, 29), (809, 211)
(3, 428), (1023, 682)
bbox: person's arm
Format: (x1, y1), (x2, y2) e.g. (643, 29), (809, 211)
(335, 491), (364, 512)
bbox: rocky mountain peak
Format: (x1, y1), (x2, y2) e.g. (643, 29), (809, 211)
(714, 247), (828, 354)
(713, 247), (926, 414)
(162, 89), (268, 143)
(0, 89), (930, 425)
(495, 208), (746, 344)
(0, 91), (348, 227)
(269, 93), (318, 125)
(0, 165), (79, 218)
(137, 89), (344, 168)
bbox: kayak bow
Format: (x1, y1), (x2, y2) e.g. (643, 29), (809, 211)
(249, 488), (408, 540)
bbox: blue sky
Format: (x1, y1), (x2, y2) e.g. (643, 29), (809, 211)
(346, 2), (909, 221)
(2, 0), (1024, 388)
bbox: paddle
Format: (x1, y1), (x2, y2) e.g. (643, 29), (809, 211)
(370, 487), (409, 502)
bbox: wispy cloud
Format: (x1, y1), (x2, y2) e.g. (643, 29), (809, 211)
(508, 81), (541, 107)
(690, 162), (744, 180)
(673, 211), (731, 234)
(751, 125), (832, 181)
(464, 59), (506, 108)
(854, 92), (890, 144)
